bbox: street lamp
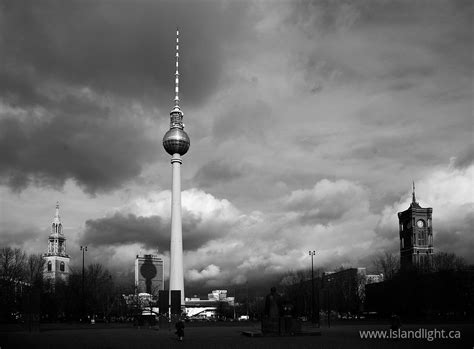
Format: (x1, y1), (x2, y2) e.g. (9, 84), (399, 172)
(80, 245), (87, 321)
(233, 288), (236, 320)
(246, 282), (249, 318)
(309, 251), (316, 324)
(326, 276), (331, 328)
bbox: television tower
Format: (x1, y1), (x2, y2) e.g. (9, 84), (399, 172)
(162, 28), (190, 306)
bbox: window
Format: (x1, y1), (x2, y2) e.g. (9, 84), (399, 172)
(418, 232), (426, 245)
(47, 261), (52, 271)
(60, 262), (65, 272)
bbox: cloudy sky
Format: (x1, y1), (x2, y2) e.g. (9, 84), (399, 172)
(1, 0), (472, 293)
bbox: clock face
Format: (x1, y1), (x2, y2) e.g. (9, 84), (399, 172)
(416, 220), (425, 228)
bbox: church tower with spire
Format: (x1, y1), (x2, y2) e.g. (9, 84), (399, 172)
(398, 183), (433, 271)
(43, 202), (70, 286)
(162, 28), (190, 306)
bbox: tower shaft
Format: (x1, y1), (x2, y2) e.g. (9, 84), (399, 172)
(169, 154), (184, 305)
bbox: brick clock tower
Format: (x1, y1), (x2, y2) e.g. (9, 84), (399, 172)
(398, 183), (433, 271)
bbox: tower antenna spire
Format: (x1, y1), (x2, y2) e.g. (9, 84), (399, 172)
(412, 181), (416, 204)
(174, 27), (180, 108)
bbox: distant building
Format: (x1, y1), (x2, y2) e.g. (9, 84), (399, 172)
(366, 273), (384, 284)
(398, 183), (433, 271)
(43, 202), (70, 287)
(320, 268), (383, 314)
(184, 290), (235, 318)
(135, 254), (164, 295)
(208, 289), (228, 301)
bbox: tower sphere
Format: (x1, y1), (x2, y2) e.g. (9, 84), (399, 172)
(163, 127), (190, 156)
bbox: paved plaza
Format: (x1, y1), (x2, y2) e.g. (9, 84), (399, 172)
(1, 322), (472, 349)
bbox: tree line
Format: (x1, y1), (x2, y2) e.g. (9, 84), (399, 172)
(0, 246), (130, 323)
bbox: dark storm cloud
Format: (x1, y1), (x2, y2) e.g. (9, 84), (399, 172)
(0, 0), (250, 107)
(82, 213), (168, 248)
(0, 94), (157, 193)
(0, 227), (40, 247)
(82, 211), (226, 251)
(0, 69), (50, 107)
(431, 210), (474, 262)
(452, 148), (474, 170)
(348, 137), (440, 165)
(0, 0), (252, 193)
(193, 159), (243, 188)
(289, 0), (472, 92)
(284, 180), (366, 225)
(212, 100), (272, 142)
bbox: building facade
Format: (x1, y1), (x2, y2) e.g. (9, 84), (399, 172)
(135, 254), (164, 295)
(184, 290), (235, 318)
(320, 268), (384, 315)
(398, 183), (433, 271)
(43, 202), (70, 286)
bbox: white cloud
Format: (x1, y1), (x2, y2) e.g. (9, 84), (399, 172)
(187, 264), (221, 282)
(122, 188), (240, 223)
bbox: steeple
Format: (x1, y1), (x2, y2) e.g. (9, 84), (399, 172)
(409, 182), (421, 209)
(44, 202), (70, 287)
(53, 201), (61, 224)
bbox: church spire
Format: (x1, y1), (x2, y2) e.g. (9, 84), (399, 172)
(53, 201), (61, 224)
(44, 201), (70, 287)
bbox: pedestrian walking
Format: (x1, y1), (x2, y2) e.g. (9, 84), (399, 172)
(175, 319), (185, 341)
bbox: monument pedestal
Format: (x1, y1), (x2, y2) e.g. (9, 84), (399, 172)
(261, 317), (302, 335)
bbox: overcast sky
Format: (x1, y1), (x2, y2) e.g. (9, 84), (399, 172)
(1, 0), (472, 293)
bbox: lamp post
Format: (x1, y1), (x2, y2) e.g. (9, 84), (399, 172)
(309, 251), (316, 324)
(233, 288), (236, 320)
(246, 282), (249, 318)
(80, 245), (87, 321)
(326, 276), (331, 328)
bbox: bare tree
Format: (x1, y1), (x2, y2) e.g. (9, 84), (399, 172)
(0, 247), (28, 321)
(0, 247), (27, 281)
(432, 252), (466, 272)
(26, 254), (45, 286)
(279, 269), (309, 289)
(373, 252), (399, 280)
(85, 263), (114, 317)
